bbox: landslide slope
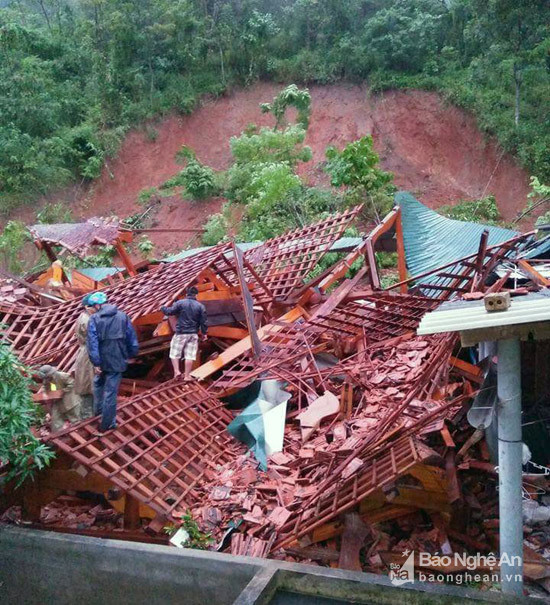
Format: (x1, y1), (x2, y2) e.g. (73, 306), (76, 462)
(10, 83), (531, 251)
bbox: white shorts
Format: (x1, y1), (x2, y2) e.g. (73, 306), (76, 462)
(169, 333), (199, 361)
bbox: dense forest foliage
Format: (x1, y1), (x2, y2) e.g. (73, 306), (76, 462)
(0, 0), (549, 212)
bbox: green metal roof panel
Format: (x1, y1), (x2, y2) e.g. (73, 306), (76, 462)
(161, 242), (262, 263)
(395, 191), (520, 278)
(328, 237), (362, 252)
(161, 238), (363, 264)
(72, 267), (124, 282)
(162, 246), (211, 263)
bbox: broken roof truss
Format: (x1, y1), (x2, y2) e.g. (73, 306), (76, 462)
(9, 199), (550, 570)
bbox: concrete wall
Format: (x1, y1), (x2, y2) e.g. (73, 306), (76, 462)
(0, 526), (539, 605)
(0, 526), (260, 605)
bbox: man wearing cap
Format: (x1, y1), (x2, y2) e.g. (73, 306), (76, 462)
(74, 294), (96, 419)
(161, 286), (208, 380)
(86, 292), (139, 434)
(37, 365), (81, 432)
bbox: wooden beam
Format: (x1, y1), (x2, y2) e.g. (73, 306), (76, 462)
(310, 266), (367, 320)
(114, 239), (137, 276)
(518, 259), (550, 286)
(191, 306), (306, 380)
(338, 513), (370, 571)
(394, 207), (408, 293)
(134, 311), (164, 326)
(362, 504), (416, 524)
(197, 290), (237, 301)
(449, 356), (484, 384)
(369, 208), (399, 245)
(41, 241), (58, 263)
(130, 228), (204, 234)
(364, 239), (380, 289)
(207, 326), (249, 340)
(471, 229), (489, 292)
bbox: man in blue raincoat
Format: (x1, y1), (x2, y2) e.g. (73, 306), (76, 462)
(86, 292), (139, 434)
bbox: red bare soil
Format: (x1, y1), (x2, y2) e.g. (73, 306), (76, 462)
(7, 83), (531, 252)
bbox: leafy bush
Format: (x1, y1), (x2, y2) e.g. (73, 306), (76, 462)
(202, 213), (227, 246)
(0, 221), (29, 274)
(518, 176), (550, 226)
(161, 172), (187, 190)
(137, 236), (155, 259)
(260, 84), (311, 130)
(164, 511), (213, 550)
(137, 187), (159, 206)
(325, 136), (395, 222)
(80, 245), (117, 268)
(180, 161), (218, 200)
(0, 336), (55, 487)
(439, 196), (502, 225)
(36, 202), (73, 224)
(376, 252), (398, 269)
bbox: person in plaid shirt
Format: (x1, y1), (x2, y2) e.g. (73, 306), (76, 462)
(161, 286), (208, 380)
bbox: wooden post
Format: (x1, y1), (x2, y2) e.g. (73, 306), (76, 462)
(364, 240), (380, 289)
(124, 493), (141, 530)
(114, 238), (137, 276)
(394, 208), (407, 293)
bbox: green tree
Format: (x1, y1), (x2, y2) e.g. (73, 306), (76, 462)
(515, 176), (550, 225)
(360, 0), (447, 73)
(180, 160), (217, 199)
(465, 0), (550, 127)
(0, 338), (54, 487)
(325, 135), (395, 222)
(0, 221), (29, 274)
(260, 84), (311, 130)
(174, 145), (218, 199)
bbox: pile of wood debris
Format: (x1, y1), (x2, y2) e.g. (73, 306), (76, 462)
(3, 205), (550, 594)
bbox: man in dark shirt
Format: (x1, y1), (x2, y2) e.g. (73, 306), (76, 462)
(161, 286), (208, 380)
(86, 291), (139, 434)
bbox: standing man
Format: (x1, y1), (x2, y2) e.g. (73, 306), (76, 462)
(86, 292), (139, 434)
(74, 293), (95, 419)
(161, 286), (207, 380)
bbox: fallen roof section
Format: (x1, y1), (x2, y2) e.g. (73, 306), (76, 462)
(28, 217), (122, 257)
(244, 206), (361, 300)
(49, 381), (244, 521)
(386, 230), (533, 299)
(396, 191), (521, 279)
(0, 242), (265, 370)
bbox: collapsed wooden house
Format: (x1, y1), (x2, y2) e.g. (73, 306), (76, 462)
(3, 194), (550, 586)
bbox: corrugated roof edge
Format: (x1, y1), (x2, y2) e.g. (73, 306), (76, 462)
(160, 237), (364, 264)
(394, 191), (520, 279)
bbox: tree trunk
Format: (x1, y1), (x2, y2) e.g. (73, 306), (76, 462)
(513, 63), (522, 128)
(38, 0), (52, 32)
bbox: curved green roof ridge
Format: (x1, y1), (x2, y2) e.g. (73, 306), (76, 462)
(395, 191), (519, 277)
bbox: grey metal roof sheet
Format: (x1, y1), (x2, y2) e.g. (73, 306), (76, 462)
(520, 234), (550, 259)
(417, 289), (550, 335)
